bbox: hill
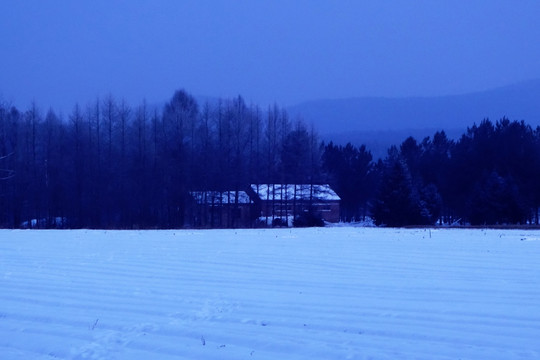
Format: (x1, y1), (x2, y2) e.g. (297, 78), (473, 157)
(288, 79), (540, 157)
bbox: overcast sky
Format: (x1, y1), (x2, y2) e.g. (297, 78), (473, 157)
(1, 0), (540, 113)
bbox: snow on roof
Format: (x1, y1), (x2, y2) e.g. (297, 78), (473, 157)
(250, 184), (341, 202)
(191, 191), (253, 205)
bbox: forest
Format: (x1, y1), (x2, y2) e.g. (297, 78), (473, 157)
(1, 88), (540, 228)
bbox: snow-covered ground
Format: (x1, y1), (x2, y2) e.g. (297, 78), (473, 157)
(1, 227), (539, 359)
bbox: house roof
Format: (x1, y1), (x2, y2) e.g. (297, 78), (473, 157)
(191, 191), (253, 205)
(250, 184), (341, 202)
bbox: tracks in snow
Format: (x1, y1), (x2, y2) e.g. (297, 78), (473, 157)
(1, 228), (540, 359)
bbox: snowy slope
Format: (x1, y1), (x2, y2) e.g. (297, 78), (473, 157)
(1, 228), (539, 359)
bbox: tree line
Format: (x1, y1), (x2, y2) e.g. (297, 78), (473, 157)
(0, 90), (321, 228)
(1, 88), (540, 228)
(323, 118), (540, 226)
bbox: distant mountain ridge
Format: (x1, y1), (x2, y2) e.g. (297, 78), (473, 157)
(288, 79), (540, 135)
(287, 79), (540, 158)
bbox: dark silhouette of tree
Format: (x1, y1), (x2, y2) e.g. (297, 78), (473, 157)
(418, 131), (453, 223)
(161, 89), (199, 227)
(322, 142), (375, 221)
(468, 171), (528, 225)
(397, 136), (445, 224)
(42, 108), (68, 227)
(447, 118), (539, 224)
(371, 147), (430, 226)
(281, 121), (311, 184)
(5, 85), (540, 229)
(67, 104), (87, 227)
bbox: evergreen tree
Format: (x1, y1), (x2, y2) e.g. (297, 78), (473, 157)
(468, 172), (528, 225)
(322, 142), (375, 221)
(371, 148), (430, 226)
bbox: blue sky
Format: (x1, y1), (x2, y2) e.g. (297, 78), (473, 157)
(1, 0), (539, 113)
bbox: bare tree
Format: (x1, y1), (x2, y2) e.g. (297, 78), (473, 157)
(162, 89), (199, 226)
(69, 104), (86, 227)
(0, 152), (14, 180)
(0, 102), (15, 180)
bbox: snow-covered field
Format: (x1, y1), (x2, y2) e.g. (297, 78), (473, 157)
(1, 228), (540, 359)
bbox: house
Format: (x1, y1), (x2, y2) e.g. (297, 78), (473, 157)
(189, 190), (256, 228)
(249, 184), (341, 224)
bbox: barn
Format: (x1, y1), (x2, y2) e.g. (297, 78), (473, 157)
(249, 184), (341, 225)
